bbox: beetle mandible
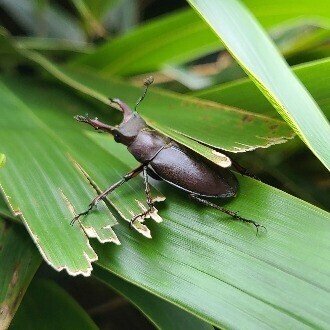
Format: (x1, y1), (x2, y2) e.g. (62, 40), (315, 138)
(72, 77), (264, 233)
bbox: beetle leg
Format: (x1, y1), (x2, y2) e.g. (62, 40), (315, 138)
(71, 164), (144, 225)
(231, 160), (259, 180)
(189, 194), (266, 235)
(143, 166), (154, 208)
(129, 166), (156, 228)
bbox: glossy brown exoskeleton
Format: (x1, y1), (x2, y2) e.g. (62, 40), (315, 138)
(72, 77), (263, 233)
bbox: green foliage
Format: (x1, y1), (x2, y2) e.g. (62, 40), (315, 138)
(194, 58), (330, 119)
(0, 0), (329, 328)
(11, 279), (98, 329)
(187, 0), (330, 169)
(0, 220), (41, 328)
(73, 1), (330, 76)
(94, 267), (213, 329)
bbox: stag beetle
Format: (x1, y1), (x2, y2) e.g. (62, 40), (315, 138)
(72, 77), (264, 233)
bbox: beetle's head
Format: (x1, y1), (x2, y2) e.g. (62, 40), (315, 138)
(74, 99), (147, 146)
(75, 76), (153, 146)
(109, 98), (147, 146)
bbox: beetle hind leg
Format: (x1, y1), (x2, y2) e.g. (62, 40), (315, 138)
(190, 194), (266, 235)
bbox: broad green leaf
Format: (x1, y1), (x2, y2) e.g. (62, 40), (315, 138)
(11, 279), (98, 329)
(0, 220), (41, 329)
(1, 74), (330, 328)
(72, 1), (330, 76)
(195, 57), (330, 119)
(72, 8), (221, 76)
(187, 0), (330, 170)
(0, 75), (165, 275)
(14, 46), (294, 153)
(94, 266), (213, 330)
(160, 19), (330, 91)
(90, 138), (330, 329)
(0, 78), (120, 276)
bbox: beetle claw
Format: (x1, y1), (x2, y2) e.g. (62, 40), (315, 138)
(255, 223), (267, 236)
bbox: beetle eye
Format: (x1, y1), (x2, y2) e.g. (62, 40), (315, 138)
(114, 133), (121, 143)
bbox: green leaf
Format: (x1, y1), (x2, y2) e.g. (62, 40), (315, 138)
(0, 70), (329, 328)
(0, 78), (120, 276)
(72, 1), (330, 76)
(0, 220), (41, 328)
(94, 266), (213, 330)
(14, 46), (294, 153)
(187, 0), (330, 170)
(72, 9), (221, 76)
(159, 19), (330, 91)
(91, 138), (330, 329)
(11, 279), (98, 329)
(194, 57), (330, 119)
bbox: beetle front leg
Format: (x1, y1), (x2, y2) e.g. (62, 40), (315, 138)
(130, 166), (156, 227)
(71, 164), (144, 225)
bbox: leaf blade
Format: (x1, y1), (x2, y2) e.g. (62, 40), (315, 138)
(0, 219), (41, 328)
(195, 57), (330, 119)
(92, 138), (330, 329)
(0, 78), (119, 276)
(187, 0), (330, 169)
(13, 43), (294, 153)
(72, 1), (330, 76)
(94, 267), (214, 330)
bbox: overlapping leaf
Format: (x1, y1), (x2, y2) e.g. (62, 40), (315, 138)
(95, 267), (213, 330)
(0, 219), (41, 328)
(0, 70), (329, 329)
(72, 1), (330, 76)
(187, 0), (330, 169)
(195, 57), (330, 118)
(15, 46), (294, 153)
(0, 78), (120, 276)
(11, 279), (98, 329)
(89, 134), (330, 329)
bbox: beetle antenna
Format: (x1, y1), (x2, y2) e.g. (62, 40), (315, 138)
(134, 76), (154, 112)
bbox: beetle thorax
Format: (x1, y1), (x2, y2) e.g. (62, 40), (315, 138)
(114, 114), (147, 146)
(128, 129), (169, 163)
